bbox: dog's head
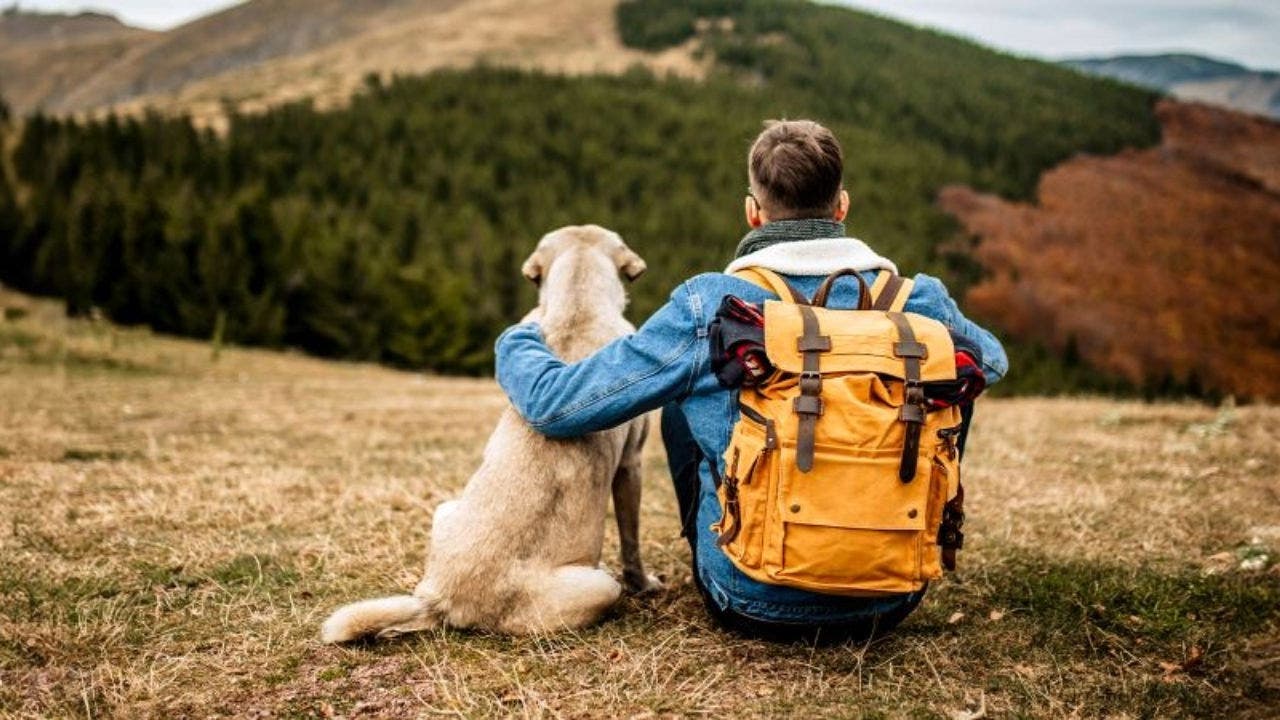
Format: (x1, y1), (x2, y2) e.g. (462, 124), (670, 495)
(521, 225), (646, 290)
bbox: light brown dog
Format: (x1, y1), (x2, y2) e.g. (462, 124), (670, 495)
(322, 225), (659, 642)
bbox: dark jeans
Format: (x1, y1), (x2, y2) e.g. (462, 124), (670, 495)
(661, 400), (974, 644)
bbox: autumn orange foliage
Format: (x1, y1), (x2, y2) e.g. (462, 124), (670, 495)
(941, 100), (1280, 400)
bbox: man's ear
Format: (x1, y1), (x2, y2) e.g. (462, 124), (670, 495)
(612, 245), (647, 282)
(745, 195), (764, 228)
(834, 189), (850, 222)
(521, 251), (545, 285)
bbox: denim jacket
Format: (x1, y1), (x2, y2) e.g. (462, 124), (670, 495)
(495, 255), (1007, 624)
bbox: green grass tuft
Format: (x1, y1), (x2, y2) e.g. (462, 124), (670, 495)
(207, 554), (301, 590)
(61, 448), (137, 462)
(985, 555), (1279, 649)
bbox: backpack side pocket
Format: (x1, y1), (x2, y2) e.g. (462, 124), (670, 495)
(712, 408), (777, 570)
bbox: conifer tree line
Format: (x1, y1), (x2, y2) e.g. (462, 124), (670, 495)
(0, 0), (1160, 383)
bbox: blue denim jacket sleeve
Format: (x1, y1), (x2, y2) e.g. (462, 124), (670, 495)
(495, 283), (703, 437)
(906, 273), (1009, 384)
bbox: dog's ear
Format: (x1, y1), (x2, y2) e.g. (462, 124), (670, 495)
(522, 250), (545, 285)
(612, 245), (647, 282)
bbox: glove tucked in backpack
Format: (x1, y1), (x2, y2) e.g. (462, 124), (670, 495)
(709, 296), (773, 388)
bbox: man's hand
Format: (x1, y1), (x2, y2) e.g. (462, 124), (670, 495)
(924, 332), (987, 409)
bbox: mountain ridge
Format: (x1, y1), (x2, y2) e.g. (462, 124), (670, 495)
(1063, 53), (1280, 119)
(0, 6), (146, 45)
(0, 1), (703, 126)
(7, 6), (1278, 124)
(0, 7), (156, 114)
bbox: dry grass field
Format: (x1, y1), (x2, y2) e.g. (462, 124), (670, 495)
(1, 288), (1278, 719)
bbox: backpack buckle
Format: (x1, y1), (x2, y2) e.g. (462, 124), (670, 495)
(899, 403), (925, 423)
(904, 378), (926, 403)
(894, 341), (928, 359)
(798, 370), (822, 395)
(793, 395), (824, 416)
(797, 335), (832, 352)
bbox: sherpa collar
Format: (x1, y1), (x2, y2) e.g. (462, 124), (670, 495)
(725, 237), (898, 277)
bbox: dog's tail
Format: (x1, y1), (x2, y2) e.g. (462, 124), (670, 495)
(321, 594), (441, 644)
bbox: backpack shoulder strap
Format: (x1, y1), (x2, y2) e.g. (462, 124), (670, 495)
(731, 266), (809, 305)
(869, 270), (914, 312)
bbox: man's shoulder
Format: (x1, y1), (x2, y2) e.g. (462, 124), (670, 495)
(902, 273), (974, 331)
(678, 271), (780, 303)
(903, 273), (954, 305)
(905, 272), (948, 298)
(679, 271), (765, 293)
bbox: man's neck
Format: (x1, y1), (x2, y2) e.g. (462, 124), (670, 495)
(735, 218), (846, 259)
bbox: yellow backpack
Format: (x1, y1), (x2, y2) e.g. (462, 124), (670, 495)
(711, 267), (966, 597)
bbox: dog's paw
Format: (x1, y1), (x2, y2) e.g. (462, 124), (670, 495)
(624, 571), (665, 596)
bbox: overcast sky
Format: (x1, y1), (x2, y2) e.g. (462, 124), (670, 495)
(15, 0), (1280, 70)
(14, 0), (242, 29)
(835, 1), (1279, 68)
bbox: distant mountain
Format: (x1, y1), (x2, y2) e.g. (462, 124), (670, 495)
(0, 7), (156, 114)
(1064, 54), (1251, 88)
(0, 0), (702, 126)
(0, 6), (144, 46)
(1063, 53), (1280, 119)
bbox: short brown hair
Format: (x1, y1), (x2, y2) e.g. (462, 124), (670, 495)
(748, 120), (843, 219)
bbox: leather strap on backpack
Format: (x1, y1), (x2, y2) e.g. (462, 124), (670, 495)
(732, 267), (809, 304)
(794, 304), (830, 473)
(887, 312), (927, 482)
(811, 268), (873, 309)
(871, 271), (913, 311)
(732, 266), (826, 472)
(794, 268), (876, 472)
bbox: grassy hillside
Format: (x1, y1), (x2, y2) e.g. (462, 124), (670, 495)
(0, 0), (1161, 382)
(1, 288), (1277, 717)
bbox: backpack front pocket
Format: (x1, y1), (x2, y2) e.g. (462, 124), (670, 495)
(773, 442), (933, 595)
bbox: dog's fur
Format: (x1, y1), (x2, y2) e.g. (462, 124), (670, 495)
(321, 225), (659, 643)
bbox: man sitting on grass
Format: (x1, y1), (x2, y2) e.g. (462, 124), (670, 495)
(495, 119), (1007, 642)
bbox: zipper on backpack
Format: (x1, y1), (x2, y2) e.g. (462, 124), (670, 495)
(937, 425), (962, 460)
(739, 402), (778, 450)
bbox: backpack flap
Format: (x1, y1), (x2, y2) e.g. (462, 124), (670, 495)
(761, 302), (957, 382)
(762, 300), (957, 480)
